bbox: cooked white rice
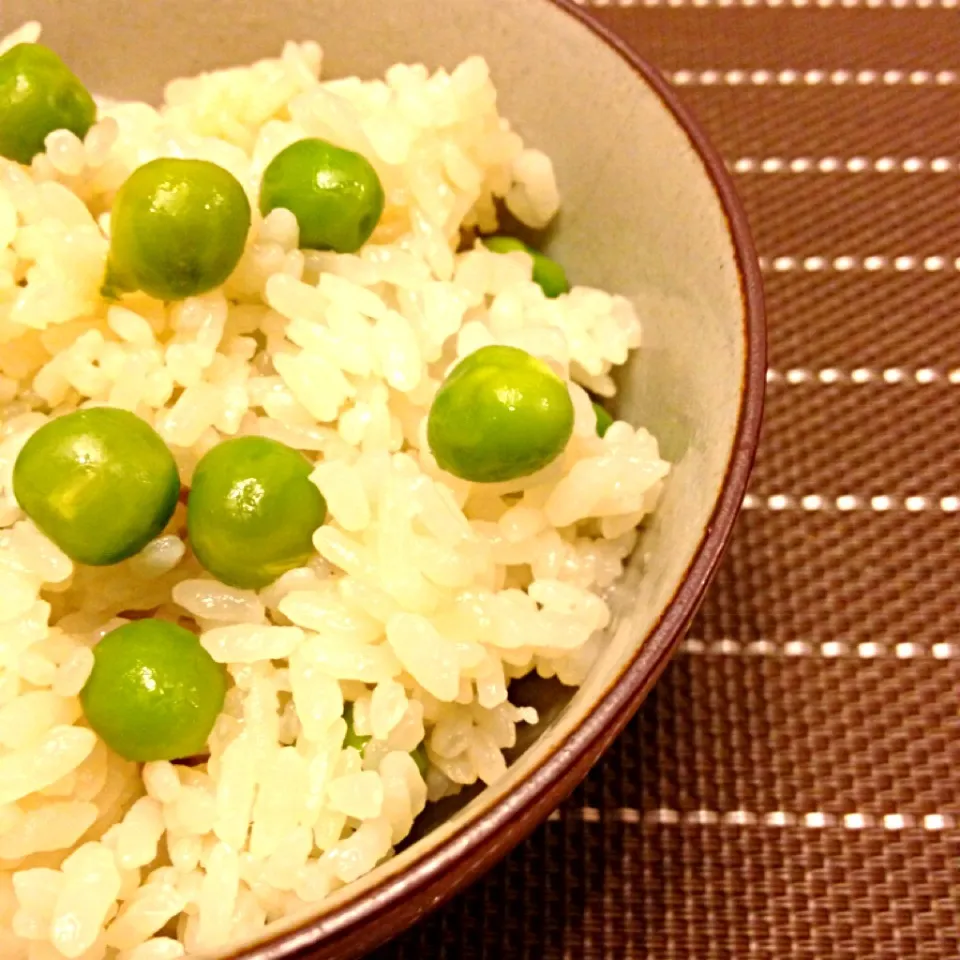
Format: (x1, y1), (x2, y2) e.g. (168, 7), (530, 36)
(0, 22), (669, 959)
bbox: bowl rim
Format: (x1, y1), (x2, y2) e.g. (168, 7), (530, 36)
(235, 2), (766, 956)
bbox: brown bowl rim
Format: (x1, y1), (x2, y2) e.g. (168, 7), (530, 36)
(235, 2), (766, 957)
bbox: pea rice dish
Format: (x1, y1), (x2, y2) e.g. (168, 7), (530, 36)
(0, 20), (670, 960)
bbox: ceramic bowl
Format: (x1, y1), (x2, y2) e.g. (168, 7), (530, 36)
(2, 0), (765, 955)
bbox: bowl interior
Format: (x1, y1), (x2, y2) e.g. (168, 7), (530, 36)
(1, 0), (756, 954)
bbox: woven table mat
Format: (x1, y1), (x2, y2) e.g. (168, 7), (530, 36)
(372, 4), (960, 958)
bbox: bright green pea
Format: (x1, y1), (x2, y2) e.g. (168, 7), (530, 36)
(12, 407), (179, 566)
(187, 437), (327, 590)
(482, 236), (570, 298)
(592, 402), (613, 438)
(104, 158), (251, 301)
(80, 619), (227, 762)
(427, 344), (574, 484)
(342, 702), (371, 753)
(0, 43), (96, 165)
(259, 138), (385, 253)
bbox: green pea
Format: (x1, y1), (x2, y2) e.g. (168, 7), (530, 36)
(259, 138), (385, 253)
(342, 702), (371, 753)
(104, 158), (251, 301)
(187, 436), (327, 590)
(80, 619), (226, 762)
(12, 408), (179, 566)
(482, 236), (570, 298)
(0, 43), (96, 165)
(427, 344), (574, 484)
(410, 743), (429, 779)
(343, 704), (429, 778)
(592, 402), (613, 438)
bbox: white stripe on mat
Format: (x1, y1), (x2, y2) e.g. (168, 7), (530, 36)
(742, 494), (960, 512)
(551, 808), (957, 829)
(680, 638), (957, 659)
(766, 368), (960, 385)
(759, 255), (960, 272)
(576, 0), (958, 8)
(668, 68), (958, 87)
(732, 157), (960, 174)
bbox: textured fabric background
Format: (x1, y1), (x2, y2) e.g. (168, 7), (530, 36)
(372, 3), (960, 957)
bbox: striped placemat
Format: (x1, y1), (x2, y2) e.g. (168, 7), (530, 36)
(373, 4), (960, 958)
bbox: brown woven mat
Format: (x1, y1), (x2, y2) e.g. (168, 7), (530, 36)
(372, 4), (960, 958)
